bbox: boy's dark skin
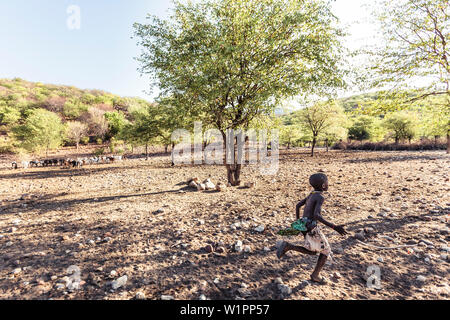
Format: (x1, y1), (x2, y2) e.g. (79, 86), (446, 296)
(278, 174), (348, 283)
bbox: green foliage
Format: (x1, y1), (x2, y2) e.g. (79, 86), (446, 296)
(383, 112), (418, 143)
(0, 105), (21, 126)
(348, 116), (374, 141)
(63, 100), (89, 119)
(12, 108), (65, 154)
(93, 147), (105, 157)
(105, 111), (128, 138)
(134, 0), (346, 133)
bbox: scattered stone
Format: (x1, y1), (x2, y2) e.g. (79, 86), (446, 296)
(278, 284), (292, 295)
(254, 225), (265, 233)
(416, 275), (427, 283)
(234, 240), (243, 253)
(243, 245), (252, 253)
(355, 232), (365, 241)
(237, 288), (252, 297)
(216, 183), (227, 192)
(161, 295), (175, 300)
(377, 257), (384, 263)
(244, 182), (256, 189)
(199, 294), (207, 300)
(135, 291), (146, 300)
(204, 244), (214, 253)
(111, 275), (128, 290)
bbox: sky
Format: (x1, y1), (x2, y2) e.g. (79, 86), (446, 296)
(0, 0), (378, 101)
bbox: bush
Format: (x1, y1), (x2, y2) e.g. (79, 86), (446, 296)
(96, 138), (103, 145)
(93, 147), (105, 157)
(81, 136), (90, 145)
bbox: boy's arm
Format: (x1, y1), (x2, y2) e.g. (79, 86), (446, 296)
(313, 195), (347, 235)
(295, 198), (307, 220)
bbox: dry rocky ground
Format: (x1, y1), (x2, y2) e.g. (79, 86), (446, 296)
(0, 148), (449, 300)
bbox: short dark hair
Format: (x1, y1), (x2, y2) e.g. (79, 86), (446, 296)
(309, 173), (328, 189)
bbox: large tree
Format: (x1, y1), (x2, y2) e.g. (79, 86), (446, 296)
(13, 109), (65, 156)
(134, 0), (346, 185)
(368, 0), (450, 152)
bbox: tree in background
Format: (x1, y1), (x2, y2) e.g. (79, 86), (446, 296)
(105, 111), (128, 140)
(298, 102), (346, 156)
(348, 115), (374, 143)
(383, 112), (418, 144)
(83, 107), (109, 140)
(66, 121), (88, 150)
(12, 108), (65, 156)
(368, 0), (449, 152)
(280, 125), (302, 149)
(0, 105), (21, 127)
(134, 0), (346, 185)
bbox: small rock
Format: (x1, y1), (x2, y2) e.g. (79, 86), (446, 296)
(416, 275), (427, 283)
(254, 225), (265, 233)
(161, 295), (175, 300)
(111, 275), (128, 290)
(135, 291), (146, 300)
(199, 294), (207, 300)
(377, 257), (384, 263)
(277, 284), (292, 295)
(355, 232), (365, 241)
(243, 245), (252, 253)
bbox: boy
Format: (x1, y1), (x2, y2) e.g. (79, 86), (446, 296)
(277, 173), (347, 283)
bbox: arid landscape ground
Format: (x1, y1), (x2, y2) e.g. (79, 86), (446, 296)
(0, 148), (449, 300)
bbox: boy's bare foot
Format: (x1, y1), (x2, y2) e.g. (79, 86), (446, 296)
(276, 241), (289, 259)
(310, 274), (327, 284)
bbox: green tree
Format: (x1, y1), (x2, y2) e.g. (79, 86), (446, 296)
(368, 0), (450, 151)
(298, 101), (345, 156)
(348, 115), (374, 143)
(134, 0), (346, 185)
(383, 112), (418, 144)
(105, 111), (128, 139)
(0, 105), (21, 127)
(12, 109), (65, 156)
(280, 125), (302, 149)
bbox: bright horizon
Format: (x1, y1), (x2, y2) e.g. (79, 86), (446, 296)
(0, 0), (379, 102)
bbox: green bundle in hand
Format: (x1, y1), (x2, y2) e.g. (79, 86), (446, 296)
(277, 218), (308, 236)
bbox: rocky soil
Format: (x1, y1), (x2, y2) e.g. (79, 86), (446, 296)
(0, 149), (449, 300)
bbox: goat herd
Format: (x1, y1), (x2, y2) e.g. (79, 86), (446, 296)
(11, 155), (124, 170)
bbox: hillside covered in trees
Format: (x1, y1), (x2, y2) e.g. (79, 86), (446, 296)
(0, 78), (159, 155)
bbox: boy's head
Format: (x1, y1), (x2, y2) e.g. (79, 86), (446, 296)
(309, 173), (328, 191)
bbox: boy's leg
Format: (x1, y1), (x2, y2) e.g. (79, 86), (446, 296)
(310, 254), (328, 283)
(277, 241), (316, 259)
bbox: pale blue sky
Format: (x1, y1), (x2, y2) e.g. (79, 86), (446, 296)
(0, 0), (377, 101)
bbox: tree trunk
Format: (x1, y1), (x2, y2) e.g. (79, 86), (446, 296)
(76, 142), (79, 150)
(311, 137), (316, 157)
(145, 143), (149, 160)
(325, 139), (329, 152)
(435, 136), (438, 149)
(226, 164), (242, 186)
(447, 132), (450, 154)
(165, 145), (168, 154)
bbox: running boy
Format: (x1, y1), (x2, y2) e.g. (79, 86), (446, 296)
(277, 173), (348, 283)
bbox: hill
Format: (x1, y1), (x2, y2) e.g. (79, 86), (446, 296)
(0, 78), (151, 131)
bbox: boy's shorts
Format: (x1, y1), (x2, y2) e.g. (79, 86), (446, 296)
(301, 225), (332, 257)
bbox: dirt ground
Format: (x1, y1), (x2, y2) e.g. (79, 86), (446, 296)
(0, 148), (449, 300)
